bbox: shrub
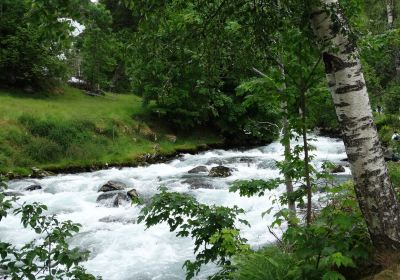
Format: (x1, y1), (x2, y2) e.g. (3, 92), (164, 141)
(233, 247), (295, 280)
(0, 178), (98, 279)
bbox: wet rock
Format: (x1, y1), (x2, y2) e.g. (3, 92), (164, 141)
(205, 158), (227, 165)
(188, 166), (208, 174)
(5, 172), (22, 180)
(98, 180), (127, 192)
(127, 189), (139, 200)
(383, 148), (400, 162)
(2, 191), (24, 197)
(182, 177), (213, 189)
(392, 133), (400, 141)
(257, 160), (277, 170)
(31, 167), (54, 178)
(25, 184), (42, 191)
(330, 164), (345, 173)
(316, 174), (353, 192)
(96, 191), (130, 207)
(238, 157), (254, 163)
(99, 215), (136, 224)
(209, 166), (232, 178)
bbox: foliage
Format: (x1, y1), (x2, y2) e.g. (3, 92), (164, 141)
(138, 187), (250, 279)
(0, 176), (97, 279)
(77, 4), (120, 91)
(282, 183), (371, 279)
(0, 0), (89, 91)
(231, 182), (372, 280)
(232, 246), (295, 280)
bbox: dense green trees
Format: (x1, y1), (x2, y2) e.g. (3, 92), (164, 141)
(0, 0), (89, 90)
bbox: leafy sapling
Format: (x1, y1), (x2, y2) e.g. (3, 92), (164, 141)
(0, 177), (98, 280)
(138, 187), (250, 280)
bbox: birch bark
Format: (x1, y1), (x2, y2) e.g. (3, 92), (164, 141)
(310, 0), (400, 251)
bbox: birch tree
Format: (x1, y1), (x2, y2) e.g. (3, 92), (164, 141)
(310, 0), (400, 251)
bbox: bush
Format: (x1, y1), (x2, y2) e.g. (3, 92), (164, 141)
(232, 183), (372, 280)
(0, 179), (98, 279)
(233, 247), (295, 280)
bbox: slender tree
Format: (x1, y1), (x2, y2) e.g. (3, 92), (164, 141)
(310, 0), (400, 251)
(387, 0), (394, 28)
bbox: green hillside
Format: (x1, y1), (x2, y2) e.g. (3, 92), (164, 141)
(0, 87), (222, 176)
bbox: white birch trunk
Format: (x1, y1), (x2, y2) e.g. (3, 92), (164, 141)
(311, 0), (400, 251)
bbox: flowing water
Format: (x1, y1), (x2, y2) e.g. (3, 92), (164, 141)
(0, 136), (350, 280)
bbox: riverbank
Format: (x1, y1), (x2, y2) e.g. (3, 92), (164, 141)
(0, 87), (223, 178)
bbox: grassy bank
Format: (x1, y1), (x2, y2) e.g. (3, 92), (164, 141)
(0, 87), (222, 176)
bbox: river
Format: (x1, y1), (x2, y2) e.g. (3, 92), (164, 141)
(0, 136), (349, 279)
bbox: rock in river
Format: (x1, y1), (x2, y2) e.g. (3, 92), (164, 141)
(98, 180), (127, 192)
(31, 167), (54, 178)
(127, 189), (139, 200)
(182, 177), (213, 189)
(209, 166), (232, 177)
(188, 166), (208, 174)
(25, 184), (42, 191)
(2, 191), (24, 197)
(96, 191), (130, 207)
(330, 164), (345, 173)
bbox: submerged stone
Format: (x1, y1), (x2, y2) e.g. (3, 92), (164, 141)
(209, 166), (232, 177)
(188, 166), (208, 174)
(96, 191), (130, 207)
(25, 184), (42, 191)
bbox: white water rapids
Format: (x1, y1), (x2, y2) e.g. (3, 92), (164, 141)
(0, 136), (350, 280)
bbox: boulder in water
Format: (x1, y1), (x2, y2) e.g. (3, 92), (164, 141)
(330, 164), (345, 173)
(127, 189), (139, 200)
(209, 166), (232, 177)
(31, 167), (54, 178)
(257, 160), (277, 170)
(2, 191), (24, 197)
(182, 177), (213, 189)
(188, 166), (208, 174)
(98, 181), (127, 192)
(96, 191), (130, 207)
(25, 184), (42, 191)
(99, 215), (136, 224)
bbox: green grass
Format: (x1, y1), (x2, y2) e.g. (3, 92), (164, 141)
(0, 87), (222, 175)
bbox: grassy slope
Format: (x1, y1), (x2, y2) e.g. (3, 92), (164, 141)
(0, 87), (222, 175)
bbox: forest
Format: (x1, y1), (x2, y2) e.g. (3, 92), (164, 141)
(1, 0), (400, 279)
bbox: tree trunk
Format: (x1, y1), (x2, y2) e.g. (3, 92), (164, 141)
(252, 66), (296, 213)
(282, 105), (296, 214)
(299, 89), (312, 226)
(310, 0), (400, 252)
(387, 0), (394, 29)
(386, 0), (400, 78)
(280, 66), (296, 214)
